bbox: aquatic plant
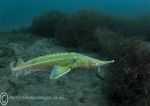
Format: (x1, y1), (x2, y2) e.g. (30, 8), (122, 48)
(91, 28), (123, 54)
(102, 37), (150, 105)
(30, 10), (66, 37)
(55, 10), (104, 48)
(29, 10), (150, 46)
(133, 15), (150, 40)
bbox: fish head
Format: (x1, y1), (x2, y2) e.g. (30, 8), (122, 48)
(88, 58), (114, 68)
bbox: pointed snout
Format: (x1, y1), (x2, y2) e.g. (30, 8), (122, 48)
(97, 60), (114, 66)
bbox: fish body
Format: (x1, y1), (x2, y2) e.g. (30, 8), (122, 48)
(10, 52), (114, 79)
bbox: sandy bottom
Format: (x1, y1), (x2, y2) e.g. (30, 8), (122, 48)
(0, 34), (108, 106)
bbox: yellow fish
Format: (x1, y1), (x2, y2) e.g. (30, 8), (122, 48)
(10, 52), (114, 79)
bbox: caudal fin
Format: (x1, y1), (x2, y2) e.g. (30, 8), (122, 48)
(10, 58), (25, 77)
(10, 61), (15, 71)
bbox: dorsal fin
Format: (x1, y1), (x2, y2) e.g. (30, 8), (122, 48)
(16, 58), (24, 66)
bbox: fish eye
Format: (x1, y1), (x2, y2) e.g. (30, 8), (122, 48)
(91, 61), (95, 64)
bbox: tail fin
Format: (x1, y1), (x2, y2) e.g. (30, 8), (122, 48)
(10, 58), (24, 70)
(10, 59), (25, 77)
(10, 61), (15, 71)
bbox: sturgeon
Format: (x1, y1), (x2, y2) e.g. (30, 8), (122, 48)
(10, 52), (114, 79)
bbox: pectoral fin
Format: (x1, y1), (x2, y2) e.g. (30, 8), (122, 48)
(50, 66), (71, 79)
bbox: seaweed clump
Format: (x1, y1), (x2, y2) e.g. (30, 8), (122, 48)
(101, 37), (150, 105)
(30, 10), (66, 37)
(55, 10), (104, 48)
(29, 10), (150, 44)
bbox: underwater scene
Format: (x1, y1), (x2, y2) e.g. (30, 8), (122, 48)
(0, 0), (150, 106)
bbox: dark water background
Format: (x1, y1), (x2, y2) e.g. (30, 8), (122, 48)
(0, 0), (150, 30)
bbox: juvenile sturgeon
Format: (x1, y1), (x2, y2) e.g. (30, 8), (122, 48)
(10, 52), (114, 79)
